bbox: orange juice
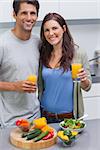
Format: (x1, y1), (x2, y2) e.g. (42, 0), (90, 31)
(71, 63), (82, 79)
(27, 75), (37, 83)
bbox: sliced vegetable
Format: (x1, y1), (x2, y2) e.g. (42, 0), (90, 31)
(64, 130), (72, 137)
(57, 131), (69, 141)
(71, 131), (78, 136)
(42, 131), (54, 140)
(57, 129), (78, 145)
(34, 131), (49, 142)
(22, 128), (41, 138)
(41, 125), (54, 132)
(26, 130), (42, 140)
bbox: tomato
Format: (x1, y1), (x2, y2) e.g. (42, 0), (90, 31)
(64, 125), (69, 128)
(77, 123), (81, 126)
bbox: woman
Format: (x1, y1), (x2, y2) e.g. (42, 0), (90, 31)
(38, 13), (92, 123)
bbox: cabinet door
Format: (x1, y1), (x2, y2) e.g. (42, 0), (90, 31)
(38, 0), (59, 21)
(59, 0), (98, 20)
(83, 83), (100, 120)
(97, 0), (100, 18)
(0, 1), (13, 23)
(84, 97), (100, 120)
(82, 83), (100, 98)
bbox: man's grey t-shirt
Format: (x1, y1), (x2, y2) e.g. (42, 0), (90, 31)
(0, 30), (40, 127)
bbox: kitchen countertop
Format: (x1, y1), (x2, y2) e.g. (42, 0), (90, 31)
(92, 75), (100, 83)
(0, 119), (99, 150)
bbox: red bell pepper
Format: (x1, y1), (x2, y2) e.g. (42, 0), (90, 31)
(42, 131), (54, 140)
(16, 119), (30, 126)
(15, 119), (30, 132)
(16, 120), (21, 126)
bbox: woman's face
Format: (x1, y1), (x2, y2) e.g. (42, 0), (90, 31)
(43, 20), (65, 46)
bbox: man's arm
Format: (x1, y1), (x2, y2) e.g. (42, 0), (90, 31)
(0, 81), (37, 93)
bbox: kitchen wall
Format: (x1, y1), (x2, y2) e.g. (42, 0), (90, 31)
(0, 23), (100, 61)
(0, 0), (100, 61)
(69, 24), (100, 60)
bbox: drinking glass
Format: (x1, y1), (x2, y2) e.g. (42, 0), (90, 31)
(71, 63), (82, 80)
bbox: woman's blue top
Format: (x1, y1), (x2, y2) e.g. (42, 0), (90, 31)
(41, 66), (73, 114)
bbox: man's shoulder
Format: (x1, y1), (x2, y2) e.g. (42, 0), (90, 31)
(31, 34), (41, 45)
(0, 30), (11, 40)
(0, 29), (11, 36)
(31, 34), (40, 40)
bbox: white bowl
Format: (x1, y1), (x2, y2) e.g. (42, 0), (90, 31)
(59, 120), (86, 133)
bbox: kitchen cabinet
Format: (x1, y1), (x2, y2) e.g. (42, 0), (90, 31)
(38, 0), (59, 21)
(0, 0), (59, 23)
(97, 1), (100, 18)
(38, 0), (99, 20)
(0, 0), (99, 23)
(83, 97), (100, 120)
(0, 0), (13, 23)
(59, 0), (98, 20)
(82, 83), (100, 120)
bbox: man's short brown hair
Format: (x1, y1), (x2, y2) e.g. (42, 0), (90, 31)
(13, 0), (40, 16)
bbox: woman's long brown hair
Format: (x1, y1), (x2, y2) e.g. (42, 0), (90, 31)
(40, 13), (76, 71)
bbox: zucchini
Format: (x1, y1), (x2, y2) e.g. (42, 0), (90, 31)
(26, 130), (42, 140)
(22, 128), (41, 138)
(34, 131), (49, 142)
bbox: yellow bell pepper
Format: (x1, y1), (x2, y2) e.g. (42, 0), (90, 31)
(57, 131), (69, 141)
(33, 117), (47, 129)
(41, 125), (54, 132)
(71, 131), (78, 136)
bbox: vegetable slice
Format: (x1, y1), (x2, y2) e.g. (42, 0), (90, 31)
(26, 130), (42, 140)
(34, 131), (49, 142)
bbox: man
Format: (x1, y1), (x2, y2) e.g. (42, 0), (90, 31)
(0, 0), (40, 127)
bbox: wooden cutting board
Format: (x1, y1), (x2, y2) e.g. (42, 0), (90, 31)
(10, 127), (57, 150)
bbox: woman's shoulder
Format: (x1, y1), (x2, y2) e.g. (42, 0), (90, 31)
(73, 46), (88, 63)
(74, 46), (87, 58)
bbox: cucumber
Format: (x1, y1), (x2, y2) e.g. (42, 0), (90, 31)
(22, 128), (41, 138)
(26, 130), (42, 140)
(34, 131), (49, 142)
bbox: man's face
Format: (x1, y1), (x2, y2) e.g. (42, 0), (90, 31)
(14, 3), (38, 32)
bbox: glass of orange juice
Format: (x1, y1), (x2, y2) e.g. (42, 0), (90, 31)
(71, 63), (82, 80)
(27, 75), (37, 83)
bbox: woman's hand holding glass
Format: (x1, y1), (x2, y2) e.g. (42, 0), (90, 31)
(78, 68), (90, 90)
(77, 68), (88, 82)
